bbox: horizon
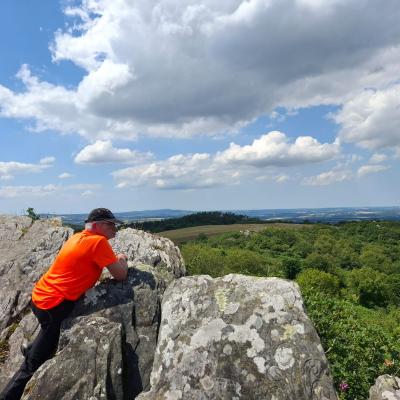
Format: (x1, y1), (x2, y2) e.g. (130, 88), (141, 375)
(31, 204), (400, 217)
(1, 1), (400, 213)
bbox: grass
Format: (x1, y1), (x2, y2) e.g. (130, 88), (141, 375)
(157, 222), (310, 244)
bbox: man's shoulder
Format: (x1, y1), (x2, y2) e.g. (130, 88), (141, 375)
(70, 230), (108, 247)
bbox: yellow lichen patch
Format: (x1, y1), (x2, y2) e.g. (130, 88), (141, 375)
(215, 288), (228, 312)
(282, 324), (296, 340)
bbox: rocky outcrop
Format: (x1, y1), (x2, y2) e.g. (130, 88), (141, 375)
(0, 219), (185, 399)
(138, 274), (338, 400)
(0, 216), (72, 332)
(369, 375), (400, 400)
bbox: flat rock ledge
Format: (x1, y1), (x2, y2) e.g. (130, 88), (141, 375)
(369, 375), (400, 400)
(138, 274), (338, 400)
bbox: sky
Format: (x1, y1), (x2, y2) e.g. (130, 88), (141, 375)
(0, 0), (399, 214)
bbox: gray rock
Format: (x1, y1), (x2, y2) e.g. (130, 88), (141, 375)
(111, 228), (186, 283)
(0, 216), (73, 333)
(22, 315), (124, 400)
(369, 375), (400, 400)
(138, 274), (338, 400)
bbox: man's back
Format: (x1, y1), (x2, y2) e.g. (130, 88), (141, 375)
(32, 230), (117, 309)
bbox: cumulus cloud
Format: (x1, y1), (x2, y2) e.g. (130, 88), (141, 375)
(113, 153), (233, 189)
(74, 140), (153, 164)
(303, 169), (352, 186)
(304, 159), (390, 185)
(369, 153), (387, 163)
(357, 164), (389, 177)
(0, 183), (101, 199)
(113, 131), (338, 189)
(256, 174), (290, 183)
(216, 131), (339, 166)
(58, 172), (73, 179)
(335, 84), (400, 150)
(0, 157), (54, 180)
(0, 1), (399, 140)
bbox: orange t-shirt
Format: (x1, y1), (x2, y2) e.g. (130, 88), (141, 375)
(32, 230), (118, 309)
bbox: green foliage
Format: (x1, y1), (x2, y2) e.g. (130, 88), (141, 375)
(26, 207), (39, 221)
(297, 269), (340, 295)
(359, 244), (392, 273)
(303, 291), (400, 400)
(347, 267), (392, 308)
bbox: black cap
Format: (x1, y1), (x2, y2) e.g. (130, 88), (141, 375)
(85, 208), (123, 224)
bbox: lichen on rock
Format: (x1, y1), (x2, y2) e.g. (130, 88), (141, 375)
(138, 274), (339, 400)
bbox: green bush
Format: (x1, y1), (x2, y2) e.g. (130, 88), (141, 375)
(297, 269), (340, 296)
(303, 252), (336, 272)
(303, 291), (400, 400)
(181, 244), (226, 277)
(346, 267), (392, 308)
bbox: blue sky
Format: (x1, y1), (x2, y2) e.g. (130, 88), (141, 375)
(0, 0), (399, 214)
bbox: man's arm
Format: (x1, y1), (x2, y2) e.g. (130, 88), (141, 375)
(106, 254), (128, 280)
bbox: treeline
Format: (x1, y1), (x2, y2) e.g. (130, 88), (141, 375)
(180, 221), (400, 399)
(127, 211), (263, 233)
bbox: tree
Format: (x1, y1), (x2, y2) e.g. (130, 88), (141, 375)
(346, 267), (392, 308)
(296, 269), (340, 296)
(26, 207), (39, 221)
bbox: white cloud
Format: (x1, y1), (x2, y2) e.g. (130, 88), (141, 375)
(369, 153), (387, 164)
(0, 1), (399, 140)
(0, 183), (101, 199)
(58, 172), (73, 179)
(216, 131), (340, 167)
(113, 131), (338, 189)
(40, 156), (56, 165)
(113, 153), (232, 190)
(256, 173), (290, 183)
(303, 169), (352, 186)
(0, 158), (54, 180)
(303, 159), (390, 186)
(357, 164), (389, 177)
(74, 140), (153, 164)
(335, 84), (400, 150)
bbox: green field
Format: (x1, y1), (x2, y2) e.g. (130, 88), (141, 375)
(158, 222), (309, 243)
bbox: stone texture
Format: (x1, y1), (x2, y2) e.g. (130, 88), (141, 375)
(369, 375), (400, 400)
(22, 315), (124, 400)
(138, 274), (338, 400)
(0, 216), (72, 334)
(110, 228), (186, 283)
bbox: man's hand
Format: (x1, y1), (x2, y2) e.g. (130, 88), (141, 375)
(107, 253), (128, 280)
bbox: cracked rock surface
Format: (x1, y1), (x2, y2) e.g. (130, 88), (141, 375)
(138, 274), (338, 400)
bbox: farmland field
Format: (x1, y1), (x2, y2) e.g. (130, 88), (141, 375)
(158, 222), (309, 243)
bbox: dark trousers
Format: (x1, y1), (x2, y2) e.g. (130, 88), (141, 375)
(0, 299), (75, 400)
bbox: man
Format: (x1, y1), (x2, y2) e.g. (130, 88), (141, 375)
(0, 208), (128, 400)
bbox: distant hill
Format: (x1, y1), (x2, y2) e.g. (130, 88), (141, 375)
(41, 206), (400, 230)
(126, 211), (264, 233)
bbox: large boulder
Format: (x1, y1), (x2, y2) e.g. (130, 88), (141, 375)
(0, 216), (72, 333)
(369, 375), (400, 400)
(138, 274), (338, 400)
